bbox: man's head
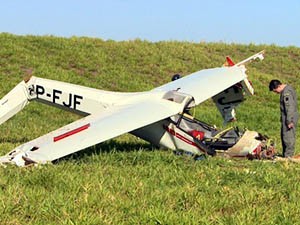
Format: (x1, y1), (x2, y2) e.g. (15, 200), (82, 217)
(269, 79), (284, 93)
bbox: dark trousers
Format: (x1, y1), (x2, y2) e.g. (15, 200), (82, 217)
(281, 125), (296, 157)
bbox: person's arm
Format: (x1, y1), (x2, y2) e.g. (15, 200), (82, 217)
(283, 89), (297, 128)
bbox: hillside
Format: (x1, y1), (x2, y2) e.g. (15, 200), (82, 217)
(1, 33), (300, 142)
(0, 33), (300, 224)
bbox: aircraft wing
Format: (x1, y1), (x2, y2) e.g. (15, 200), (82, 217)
(154, 66), (247, 106)
(0, 51), (264, 166)
(0, 94), (186, 166)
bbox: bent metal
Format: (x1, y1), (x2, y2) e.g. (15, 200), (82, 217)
(0, 51), (277, 167)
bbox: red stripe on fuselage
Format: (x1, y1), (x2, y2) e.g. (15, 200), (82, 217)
(165, 126), (198, 147)
(53, 123), (90, 142)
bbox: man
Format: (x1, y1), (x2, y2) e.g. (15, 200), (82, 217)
(269, 79), (299, 157)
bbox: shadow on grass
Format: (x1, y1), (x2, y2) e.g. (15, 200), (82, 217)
(53, 139), (156, 164)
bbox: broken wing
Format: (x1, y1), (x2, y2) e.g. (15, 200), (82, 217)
(1, 97), (184, 166)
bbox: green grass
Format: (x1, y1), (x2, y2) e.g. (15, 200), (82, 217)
(1, 33), (300, 224)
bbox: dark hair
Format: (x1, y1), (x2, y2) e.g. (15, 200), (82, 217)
(269, 79), (282, 91)
(171, 74), (181, 81)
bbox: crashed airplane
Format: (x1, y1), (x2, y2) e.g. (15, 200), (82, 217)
(0, 50), (275, 167)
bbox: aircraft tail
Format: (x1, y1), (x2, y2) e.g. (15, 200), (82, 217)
(215, 51), (265, 123)
(225, 56), (235, 66)
(224, 50), (265, 67)
(0, 76), (135, 125)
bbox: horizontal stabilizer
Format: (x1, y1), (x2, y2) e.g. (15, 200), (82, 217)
(236, 50), (265, 66)
(0, 81), (29, 125)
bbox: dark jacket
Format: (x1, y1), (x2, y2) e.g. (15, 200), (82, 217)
(280, 85), (299, 127)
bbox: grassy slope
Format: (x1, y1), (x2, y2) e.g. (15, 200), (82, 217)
(1, 33), (300, 224)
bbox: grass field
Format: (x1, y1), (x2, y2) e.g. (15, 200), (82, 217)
(1, 33), (300, 224)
